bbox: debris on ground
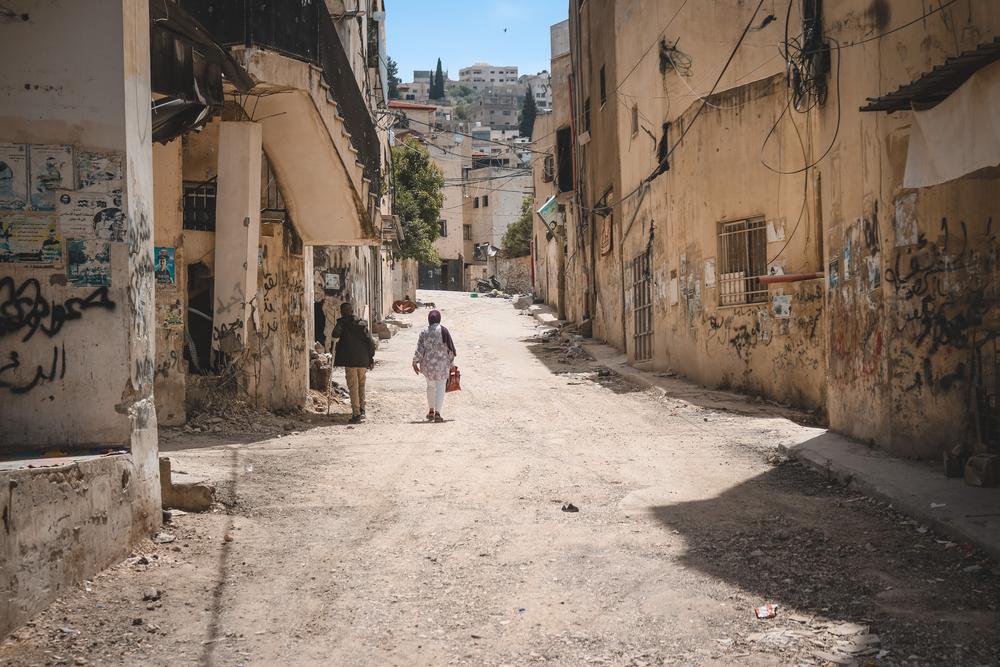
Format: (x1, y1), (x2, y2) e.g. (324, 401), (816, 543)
(309, 345), (333, 391)
(561, 503), (580, 513)
(753, 603), (778, 619)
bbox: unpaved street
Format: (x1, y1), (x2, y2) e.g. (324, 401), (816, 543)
(2, 291), (998, 666)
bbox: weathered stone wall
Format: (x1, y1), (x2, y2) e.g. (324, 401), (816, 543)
(0, 0), (160, 635)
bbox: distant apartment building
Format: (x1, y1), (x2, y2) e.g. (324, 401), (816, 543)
(468, 93), (521, 130)
(459, 63), (519, 92)
(520, 71), (553, 109)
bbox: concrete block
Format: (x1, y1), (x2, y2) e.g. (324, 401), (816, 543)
(159, 458), (215, 512)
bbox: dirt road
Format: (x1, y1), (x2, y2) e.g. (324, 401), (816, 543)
(2, 290), (997, 666)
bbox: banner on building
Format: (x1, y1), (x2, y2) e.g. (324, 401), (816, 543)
(29, 144), (73, 211)
(0, 215), (62, 264)
(57, 191), (126, 242)
(536, 195), (560, 233)
(0, 143), (29, 211)
(77, 150), (123, 193)
(67, 238), (111, 286)
(155, 247), (176, 286)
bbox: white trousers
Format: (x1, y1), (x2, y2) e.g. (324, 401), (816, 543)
(426, 378), (446, 413)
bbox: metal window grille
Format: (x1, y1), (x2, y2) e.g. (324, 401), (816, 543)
(463, 224), (472, 240)
(182, 179), (217, 232)
(542, 154), (554, 182)
(631, 251), (653, 361)
(717, 217), (767, 306)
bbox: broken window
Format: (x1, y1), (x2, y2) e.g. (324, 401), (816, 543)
(717, 217), (768, 306)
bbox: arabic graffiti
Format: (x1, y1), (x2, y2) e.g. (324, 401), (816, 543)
(0, 277), (117, 342)
(0, 343), (66, 394)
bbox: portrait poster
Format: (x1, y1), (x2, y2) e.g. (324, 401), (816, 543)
(0, 215), (62, 264)
(0, 143), (29, 211)
(772, 294), (792, 319)
(57, 191), (125, 242)
(154, 247), (176, 286)
(29, 144), (73, 211)
(77, 150), (123, 193)
(67, 238), (111, 286)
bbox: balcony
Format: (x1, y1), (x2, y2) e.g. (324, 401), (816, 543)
(179, 0), (381, 198)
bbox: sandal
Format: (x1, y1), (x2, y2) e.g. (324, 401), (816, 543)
(433, 412), (445, 423)
(426, 410), (435, 421)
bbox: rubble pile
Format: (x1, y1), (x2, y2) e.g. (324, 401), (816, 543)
(183, 393), (301, 435)
(309, 345), (333, 391)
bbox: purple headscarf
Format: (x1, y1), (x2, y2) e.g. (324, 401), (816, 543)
(428, 309), (457, 356)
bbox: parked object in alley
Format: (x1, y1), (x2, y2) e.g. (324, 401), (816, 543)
(965, 454), (998, 487)
(413, 309), (458, 422)
(333, 302), (377, 424)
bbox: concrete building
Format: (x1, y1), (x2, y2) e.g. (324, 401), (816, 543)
(464, 167), (532, 285)
(547, 0), (1000, 462)
(459, 63), (519, 92)
(422, 133), (472, 291)
(520, 71), (553, 110)
(468, 93), (522, 131)
(0, 0), (395, 635)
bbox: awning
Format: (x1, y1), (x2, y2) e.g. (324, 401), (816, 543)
(860, 37), (1000, 112)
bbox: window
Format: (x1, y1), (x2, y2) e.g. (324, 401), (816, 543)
(555, 127), (573, 192)
(599, 65), (607, 106)
(463, 224), (472, 240)
(483, 195), (489, 207)
(183, 179), (217, 231)
(440, 220), (448, 237)
(542, 154), (555, 183)
(717, 217), (768, 306)
(474, 197), (480, 208)
(631, 104), (639, 136)
(583, 97), (591, 133)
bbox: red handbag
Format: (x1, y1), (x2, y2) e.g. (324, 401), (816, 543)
(446, 366), (461, 392)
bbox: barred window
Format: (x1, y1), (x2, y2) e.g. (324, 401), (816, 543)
(182, 179), (217, 232)
(717, 217), (767, 306)
(463, 224), (472, 240)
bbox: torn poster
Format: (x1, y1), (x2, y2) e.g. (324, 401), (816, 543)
(164, 299), (184, 329)
(766, 220), (786, 242)
(0, 143), (29, 211)
(77, 150), (123, 193)
(772, 294), (792, 318)
(704, 258), (717, 288)
(67, 238), (111, 286)
(0, 215), (62, 264)
(29, 144), (73, 211)
(893, 192), (919, 247)
(155, 247), (176, 286)
(57, 191), (125, 242)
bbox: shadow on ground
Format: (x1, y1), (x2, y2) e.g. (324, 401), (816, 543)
(650, 443), (1000, 662)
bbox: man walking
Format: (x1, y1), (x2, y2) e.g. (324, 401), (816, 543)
(333, 302), (376, 424)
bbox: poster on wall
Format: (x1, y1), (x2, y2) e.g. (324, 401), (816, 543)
(0, 215), (62, 264)
(772, 294), (792, 318)
(57, 191), (125, 242)
(164, 299), (184, 329)
(0, 143), (29, 211)
(67, 238), (111, 286)
(155, 247), (176, 286)
(704, 258), (717, 288)
(77, 150), (123, 193)
(29, 144), (73, 211)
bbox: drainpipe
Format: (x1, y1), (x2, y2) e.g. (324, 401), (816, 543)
(759, 272), (825, 284)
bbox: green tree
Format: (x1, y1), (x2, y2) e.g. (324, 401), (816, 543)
(502, 196), (534, 258)
(387, 56), (401, 99)
(431, 58), (445, 99)
(519, 86), (537, 138)
(391, 138), (444, 264)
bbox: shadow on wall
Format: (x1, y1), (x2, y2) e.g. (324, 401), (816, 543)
(649, 449), (999, 660)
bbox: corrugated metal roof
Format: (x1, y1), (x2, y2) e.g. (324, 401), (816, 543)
(860, 37), (1000, 112)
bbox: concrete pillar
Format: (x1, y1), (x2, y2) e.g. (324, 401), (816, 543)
(212, 122), (262, 354)
(0, 0), (160, 635)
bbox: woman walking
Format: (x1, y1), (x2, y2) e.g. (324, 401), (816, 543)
(412, 309), (457, 422)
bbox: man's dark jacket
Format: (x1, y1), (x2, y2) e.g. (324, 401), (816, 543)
(333, 316), (376, 368)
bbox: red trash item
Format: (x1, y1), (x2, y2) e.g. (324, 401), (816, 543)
(393, 300), (417, 314)
(754, 603), (779, 619)
(446, 366), (461, 392)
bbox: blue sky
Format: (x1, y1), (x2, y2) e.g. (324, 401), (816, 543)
(387, 1), (568, 82)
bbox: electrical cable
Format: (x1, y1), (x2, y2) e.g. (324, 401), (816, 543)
(614, 0), (691, 95)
